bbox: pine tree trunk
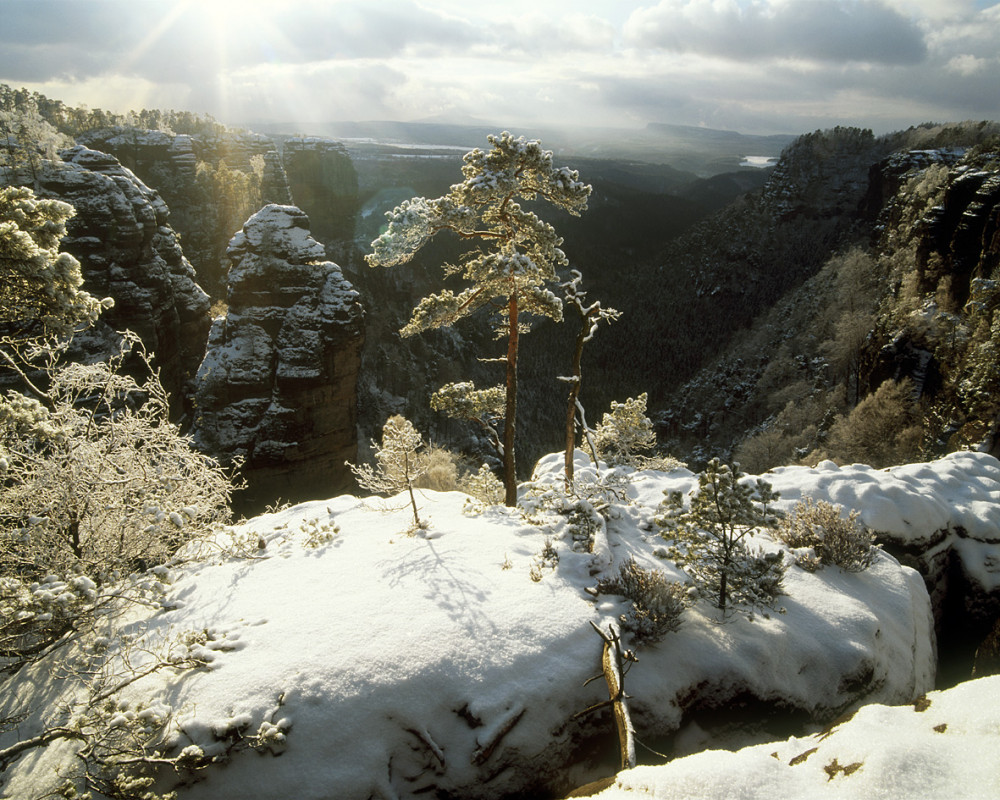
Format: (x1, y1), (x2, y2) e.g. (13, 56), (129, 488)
(404, 452), (420, 526)
(564, 312), (588, 488)
(503, 295), (519, 507)
(719, 548), (729, 611)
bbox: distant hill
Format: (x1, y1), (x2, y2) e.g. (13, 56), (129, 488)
(245, 119), (799, 176)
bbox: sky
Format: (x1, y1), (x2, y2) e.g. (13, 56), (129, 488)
(0, 0), (998, 135)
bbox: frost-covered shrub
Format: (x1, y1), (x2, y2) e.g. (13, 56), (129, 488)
(0, 185), (105, 345)
(413, 444), (460, 491)
(347, 415), (428, 526)
(597, 558), (687, 644)
(518, 477), (614, 553)
(1, 573), (97, 670)
(530, 537), (560, 582)
(297, 518), (340, 549)
(656, 458), (786, 613)
(561, 501), (603, 553)
(459, 463), (505, 510)
(637, 453), (687, 472)
(592, 393), (656, 467)
(0, 335), (233, 584)
(777, 497), (877, 572)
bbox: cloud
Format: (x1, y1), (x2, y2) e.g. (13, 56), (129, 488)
(0, 0), (997, 135)
(0, 0), (484, 84)
(947, 54), (991, 76)
(624, 0), (928, 65)
(486, 13), (617, 56)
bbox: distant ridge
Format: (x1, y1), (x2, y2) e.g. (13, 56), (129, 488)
(244, 119), (800, 175)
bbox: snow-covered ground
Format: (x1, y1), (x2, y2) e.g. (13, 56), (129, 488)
(588, 674), (1000, 800)
(2, 451), (998, 799)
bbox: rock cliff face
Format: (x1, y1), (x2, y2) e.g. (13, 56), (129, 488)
(193, 205), (364, 511)
(76, 127), (292, 297)
(37, 146), (212, 408)
(864, 148), (1000, 447)
(282, 137), (359, 257)
(761, 126), (890, 221)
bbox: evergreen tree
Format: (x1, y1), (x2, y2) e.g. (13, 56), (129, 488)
(0, 186), (107, 374)
(366, 132), (591, 505)
(0, 100), (71, 187)
(657, 459), (784, 613)
(347, 415), (429, 528)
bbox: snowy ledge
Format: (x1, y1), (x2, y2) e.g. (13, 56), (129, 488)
(6, 452), (997, 799)
(586, 674), (1000, 800)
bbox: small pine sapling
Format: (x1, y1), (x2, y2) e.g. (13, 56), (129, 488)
(460, 463), (505, 512)
(593, 393), (656, 468)
(657, 458), (785, 614)
(347, 415), (429, 529)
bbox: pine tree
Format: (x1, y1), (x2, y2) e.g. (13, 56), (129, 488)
(657, 459), (784, 613)
(593, 393), (656, 468)
(366, 132), (591, 505)
(0, 100), (71, 187)
(347, 415), (429, 528)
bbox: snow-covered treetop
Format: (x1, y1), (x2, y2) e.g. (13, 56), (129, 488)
(0, 185), (108, 344)
(366, 132), (591, 336)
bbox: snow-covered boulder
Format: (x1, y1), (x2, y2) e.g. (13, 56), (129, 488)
(764, 451), (1000, 676)
(192, 205), (364, 510)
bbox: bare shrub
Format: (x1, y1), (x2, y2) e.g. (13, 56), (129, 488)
(777, 497), (877, 572)
(734, 428), (796, 475)
(597, 558), (687, 644)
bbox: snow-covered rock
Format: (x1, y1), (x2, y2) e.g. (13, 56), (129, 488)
(585, 674), (1000, 800)
(0, 451), (949, 800)
(764, 451), (1000, 671)
(192, 204), (364, 511)
(36, 147), (212, 405)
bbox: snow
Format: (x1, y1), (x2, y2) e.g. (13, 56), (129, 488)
(764, 451), (1000, 595)
(2, 451), (998, 799)
(590, 675), (1000, 800)
(228, 204), (327, 262)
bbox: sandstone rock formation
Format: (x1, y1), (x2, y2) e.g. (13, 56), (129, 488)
(76, 127), (291, 297)
(193, 205), (364, 511)
(37, 146), (212, 408)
